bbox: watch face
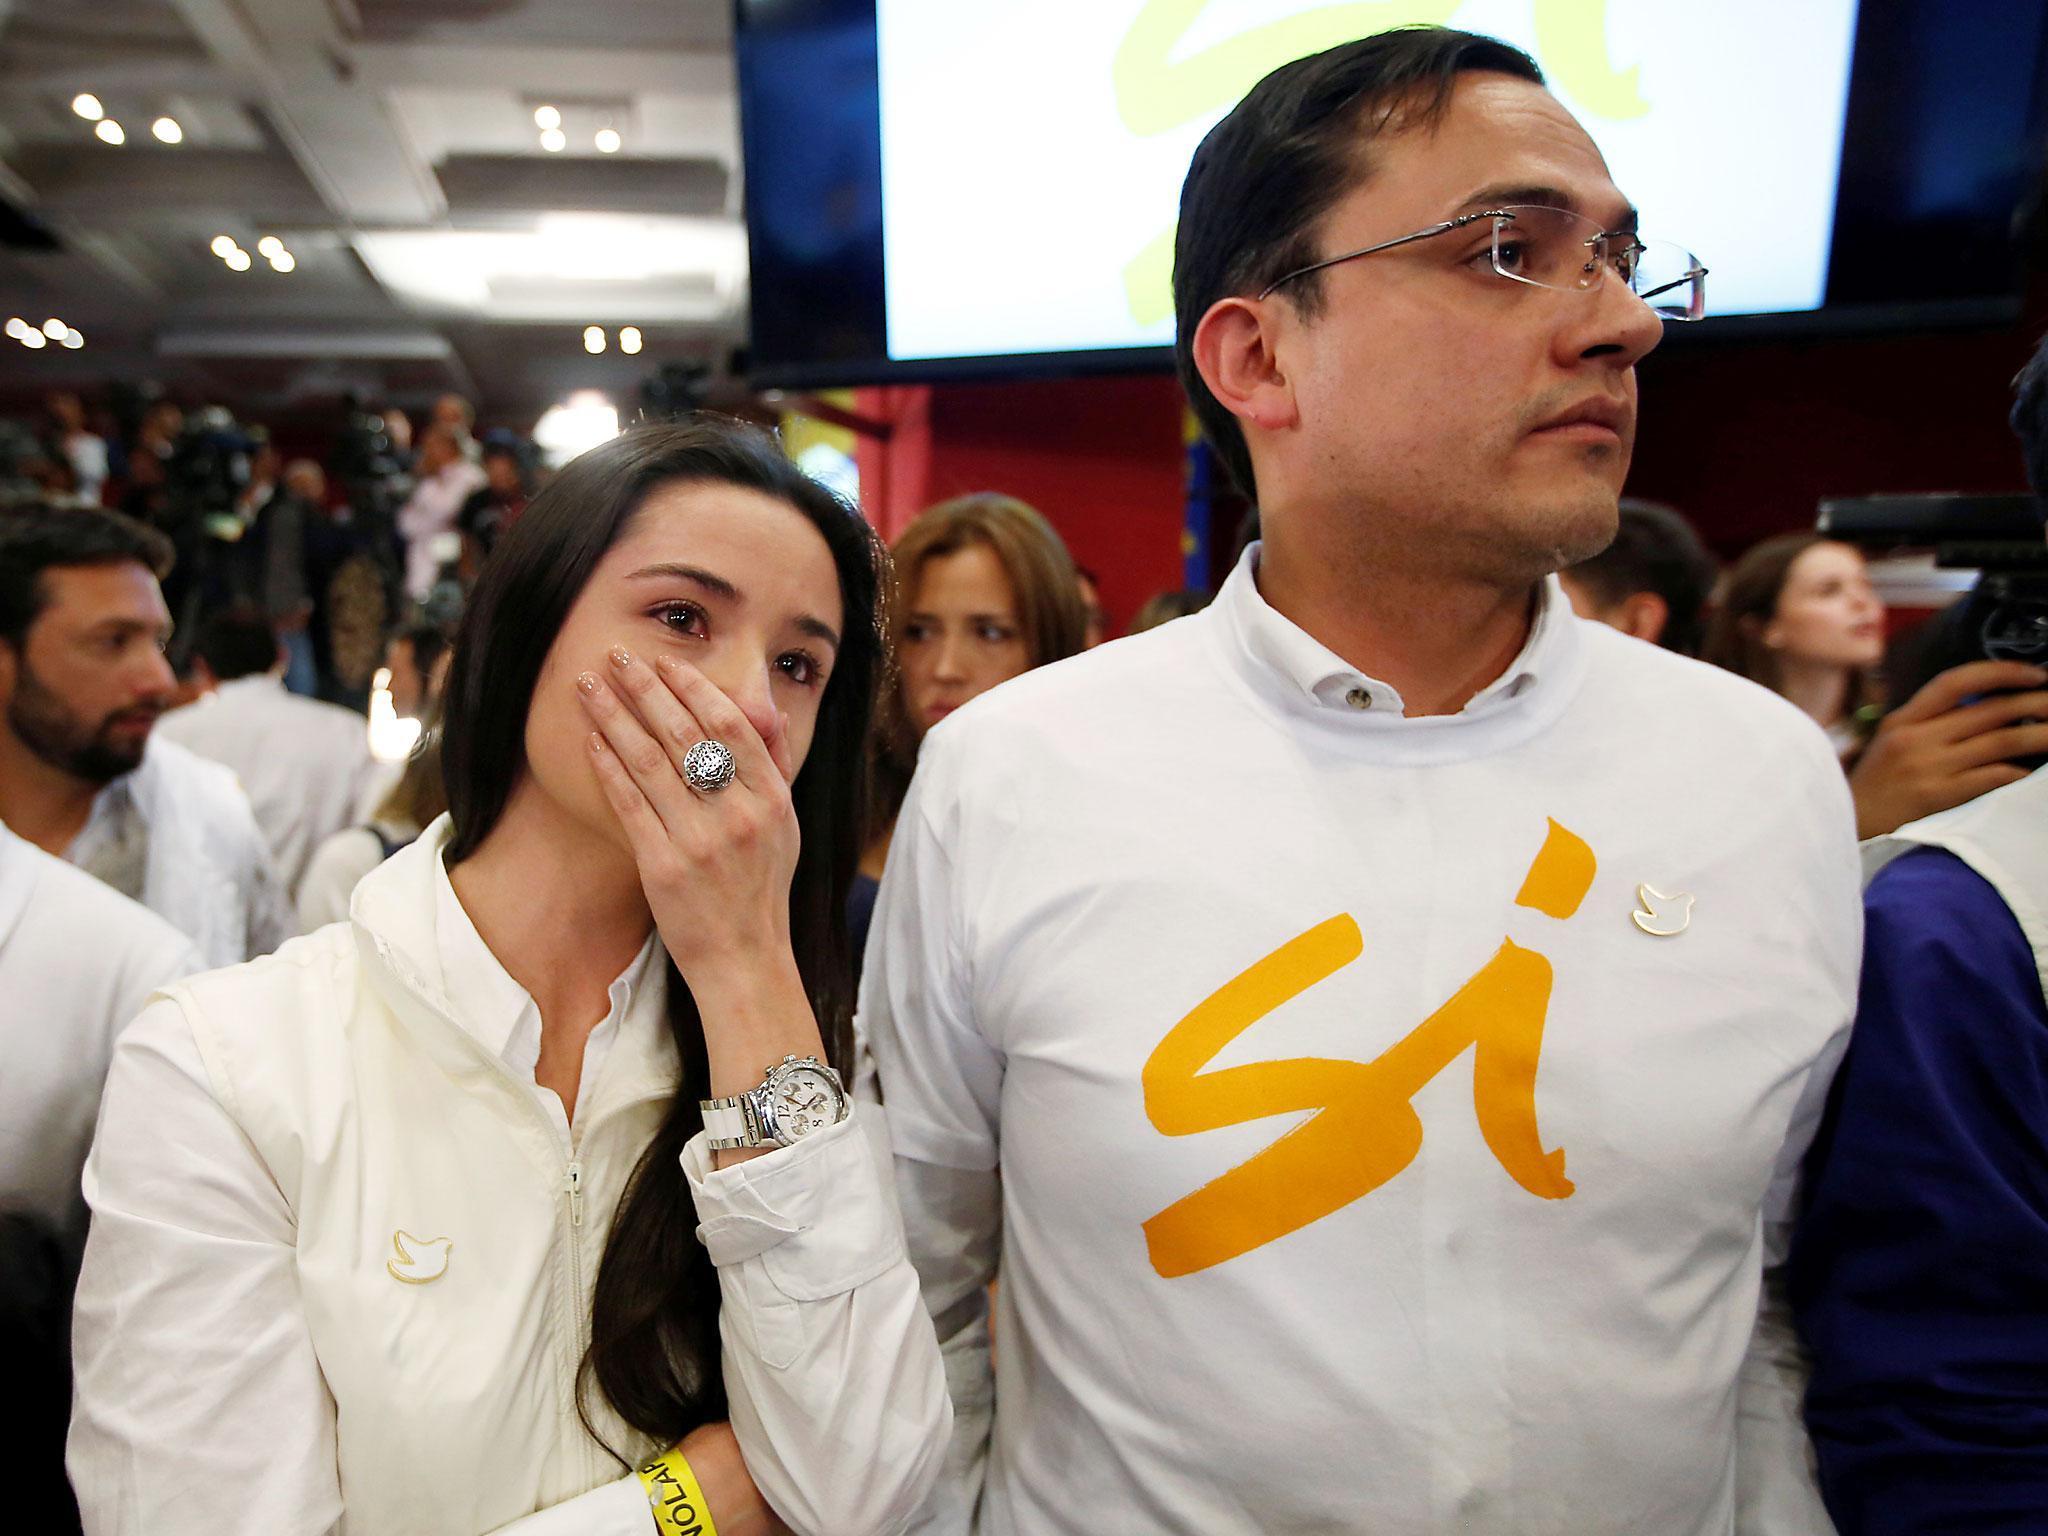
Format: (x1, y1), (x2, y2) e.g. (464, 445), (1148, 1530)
(771, 1065), (842, 1140)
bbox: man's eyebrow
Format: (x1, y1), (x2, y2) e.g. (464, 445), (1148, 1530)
(628, 561), (841, 651)
(1453, 183), (1640, 233)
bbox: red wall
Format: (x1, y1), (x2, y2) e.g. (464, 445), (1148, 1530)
(1628, 322), (2040, 558)
(857, 375), (1188, 637)
(858, 307), (2047, 636)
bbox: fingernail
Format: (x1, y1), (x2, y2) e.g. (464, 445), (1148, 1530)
(589, 731), (606, 753)
(655, 653), (679, 673)
(577, 671), (601, 694)
(609, 645), (632, 669)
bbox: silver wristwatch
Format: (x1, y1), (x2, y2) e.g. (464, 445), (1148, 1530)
(700, 1054), (850, 1149)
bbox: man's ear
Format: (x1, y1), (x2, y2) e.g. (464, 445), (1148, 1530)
(1616, 591), (1671, 646)
(1191, 296), (1300, 440)
(0, 636), (16, 706)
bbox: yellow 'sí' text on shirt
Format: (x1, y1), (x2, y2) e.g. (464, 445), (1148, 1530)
(1142, 819), (1595, 1279)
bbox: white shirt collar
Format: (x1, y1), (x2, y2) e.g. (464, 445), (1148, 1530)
(1205, 541), (1588, 754)
(429, 845), (661, 1071)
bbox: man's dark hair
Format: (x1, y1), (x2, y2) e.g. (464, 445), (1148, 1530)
(192, 608), (280, 682)
(0, 501), (174, 649)
(1173, 27), (1543, 501)
(1565, 499), (1719, 656)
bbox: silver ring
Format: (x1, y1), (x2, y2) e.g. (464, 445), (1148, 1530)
(682, 739), (737, 794)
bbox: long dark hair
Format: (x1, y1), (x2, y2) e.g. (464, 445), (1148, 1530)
(439, 416), (885, 1452)
(1702, 534), (1882, 700)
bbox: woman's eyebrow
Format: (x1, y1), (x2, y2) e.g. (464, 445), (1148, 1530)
(627, 562), (737, 599)
(629, 561), (840, 650)
(795, 614), (841, 651)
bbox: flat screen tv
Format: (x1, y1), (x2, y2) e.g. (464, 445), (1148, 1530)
(736, 0), (2047, 386)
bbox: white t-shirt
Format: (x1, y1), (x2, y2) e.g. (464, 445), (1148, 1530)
(155, 674), (376, 900)
(0, 822), (199, 1243)
(862, 545), (1860, 1536)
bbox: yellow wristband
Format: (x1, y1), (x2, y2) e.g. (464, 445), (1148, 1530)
(636, 1445), (719, 1536)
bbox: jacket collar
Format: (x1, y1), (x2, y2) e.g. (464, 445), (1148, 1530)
(350, 815), (678, 1110)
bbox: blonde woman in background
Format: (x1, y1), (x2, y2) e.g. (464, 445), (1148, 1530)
(851, 494), (1087, 970)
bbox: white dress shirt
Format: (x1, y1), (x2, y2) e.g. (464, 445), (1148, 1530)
(154, 675), (377, 899)
(862, 544), (1857, 1536)
(70, 821), (949, 1535)
(0, 822), (199, 1245)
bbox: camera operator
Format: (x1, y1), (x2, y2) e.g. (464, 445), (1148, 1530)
(1789, 333), (2048, 1534)
(1830, 362), (2048, 836)
(318, 405), (412, 703)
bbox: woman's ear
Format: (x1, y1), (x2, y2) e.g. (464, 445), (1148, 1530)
(1738, 612), (1779, 651)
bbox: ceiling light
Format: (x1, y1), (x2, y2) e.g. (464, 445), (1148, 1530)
(583, 325), (606, 354)
(533, 104), (561, 131)
(257, 236), (284, 258)
(95, 119), (125, 146)
(539, 127), (567, 153)
(151, 117), (183, 145)
(534, 391), (620, 467)
(270, 251), (297, 273)
(20, 330), (46, 349)
(594, 128), (621, 154)
(42, 319), (67, 339)
(3, 318), (26, 339)
(225, 249), (252, 272)
(619, 326), (642, 354)
(352, 216), (750, 318)
(61, 331), (83, 349)
(72, 93), (105, 121)
(211, 234), (238, 259)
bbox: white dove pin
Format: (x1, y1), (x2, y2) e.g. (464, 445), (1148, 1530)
(1631, 884), (1694, 938)
(387, 1230), (453, 1285)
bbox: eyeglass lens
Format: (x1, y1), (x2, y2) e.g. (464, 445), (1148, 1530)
(1488, 206), (1706, 321)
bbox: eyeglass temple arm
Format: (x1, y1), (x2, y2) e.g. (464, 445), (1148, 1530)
(1257, 210), (1502, 299)
(1633, 265), (1709, 303)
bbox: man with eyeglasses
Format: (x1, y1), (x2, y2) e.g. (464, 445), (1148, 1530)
(865, 28), (1852, 1536)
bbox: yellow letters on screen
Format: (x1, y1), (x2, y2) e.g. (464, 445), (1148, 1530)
(1111, 0), (1649, 327)
(1141, 820), (1593, 1278)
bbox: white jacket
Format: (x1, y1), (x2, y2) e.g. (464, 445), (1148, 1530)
(0, 822), (199, 1245)
(69, 817), (950, 1535)
(86, 735), (295, 968)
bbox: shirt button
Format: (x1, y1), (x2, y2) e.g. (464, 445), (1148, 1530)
(1345, 686), (1373, 710)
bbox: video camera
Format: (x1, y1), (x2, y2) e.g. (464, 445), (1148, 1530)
(1817, 492), (2048, 670)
